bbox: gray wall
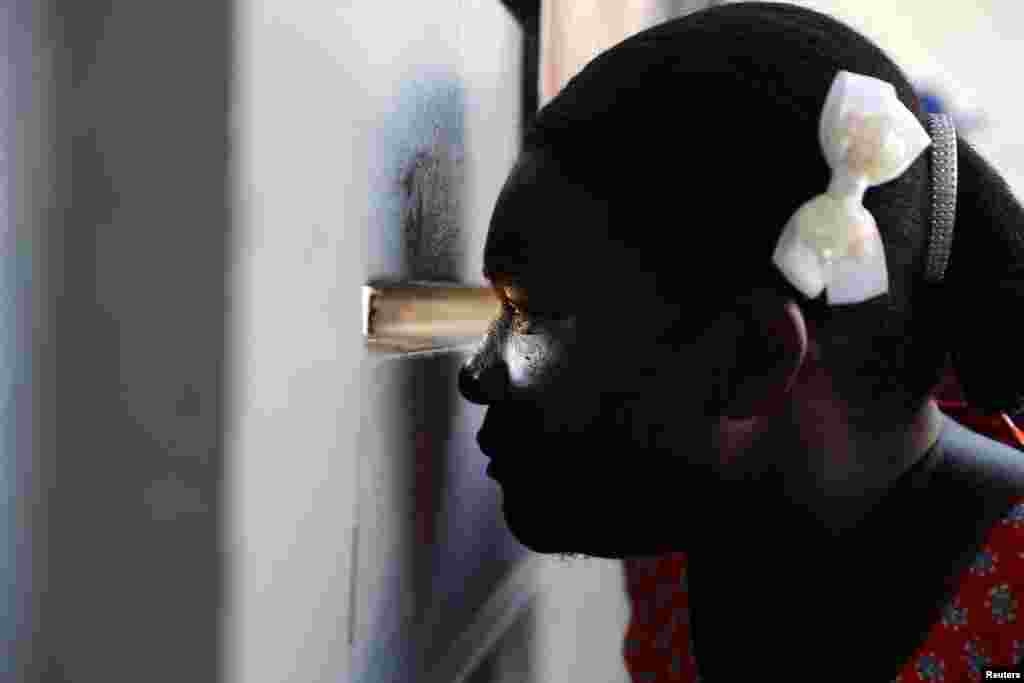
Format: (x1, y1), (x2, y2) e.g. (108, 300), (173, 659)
(28, 1), (231, 680)
(3, 0), (44, 676)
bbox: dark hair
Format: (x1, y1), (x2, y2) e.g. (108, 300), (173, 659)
(523, 2), (1024, 418)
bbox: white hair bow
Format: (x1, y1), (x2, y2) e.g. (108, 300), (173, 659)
(772, 71), (932, 305)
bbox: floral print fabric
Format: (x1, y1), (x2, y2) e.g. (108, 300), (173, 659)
(892, 499), (1024, 681)
(623, 501), (1024, 682)
(623, 408), (1024, 682)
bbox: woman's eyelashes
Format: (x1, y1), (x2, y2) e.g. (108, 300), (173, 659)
(504, 301), (571, 334)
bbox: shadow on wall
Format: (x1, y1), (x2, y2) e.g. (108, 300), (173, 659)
(377, 73), (466, 284)
(354, 71), (532, 682)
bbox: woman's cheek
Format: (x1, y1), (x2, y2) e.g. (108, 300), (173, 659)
(503, 320), (574, 390)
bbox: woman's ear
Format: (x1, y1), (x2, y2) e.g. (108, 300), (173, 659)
(722, 296), (808, 419)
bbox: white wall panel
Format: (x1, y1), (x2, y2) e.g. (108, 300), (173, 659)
(227, 2), (523, 682)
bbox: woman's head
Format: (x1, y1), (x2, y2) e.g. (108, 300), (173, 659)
(459, 3), (1024, 556)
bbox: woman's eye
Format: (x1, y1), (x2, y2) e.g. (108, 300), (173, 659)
(507, 306), (531, 332)
(524, 308), (571, 323)
(504, 305), (570, 335)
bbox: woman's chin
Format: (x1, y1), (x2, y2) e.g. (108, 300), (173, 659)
(496, 478), (685, 559)
(498, 489), (561, 552)
(497, 489), (623, 558)
(496, 487), (579, 553)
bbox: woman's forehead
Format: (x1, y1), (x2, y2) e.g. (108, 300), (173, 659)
(483, 151), (609, 287)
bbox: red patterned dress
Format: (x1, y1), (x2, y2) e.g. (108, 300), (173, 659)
(622, 405), (1024, 682)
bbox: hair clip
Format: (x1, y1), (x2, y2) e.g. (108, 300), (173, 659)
(924, 113), (957, 284)
(773, 71), (932, 305)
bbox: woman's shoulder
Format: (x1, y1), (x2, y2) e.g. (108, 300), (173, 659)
(938, 399), (1024, 452)
(888, 417), (1024, 680)
(934, 412), (1024, 498)
(906, 414), (1024, 595)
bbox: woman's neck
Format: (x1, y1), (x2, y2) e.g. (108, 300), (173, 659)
(733, 344), (946, 532)
(782, 396), (943, 533)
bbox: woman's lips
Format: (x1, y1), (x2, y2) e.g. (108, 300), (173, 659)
(477, 431), (498, 476)
(477, 431), (514, 479)
(476, 432), (497, 459)
(477, 426), (522, 455)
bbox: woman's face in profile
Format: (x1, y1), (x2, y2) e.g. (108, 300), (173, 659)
(458, 149), (728, 558)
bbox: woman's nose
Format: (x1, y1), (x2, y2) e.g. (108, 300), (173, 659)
(458, 357), (509, 405)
